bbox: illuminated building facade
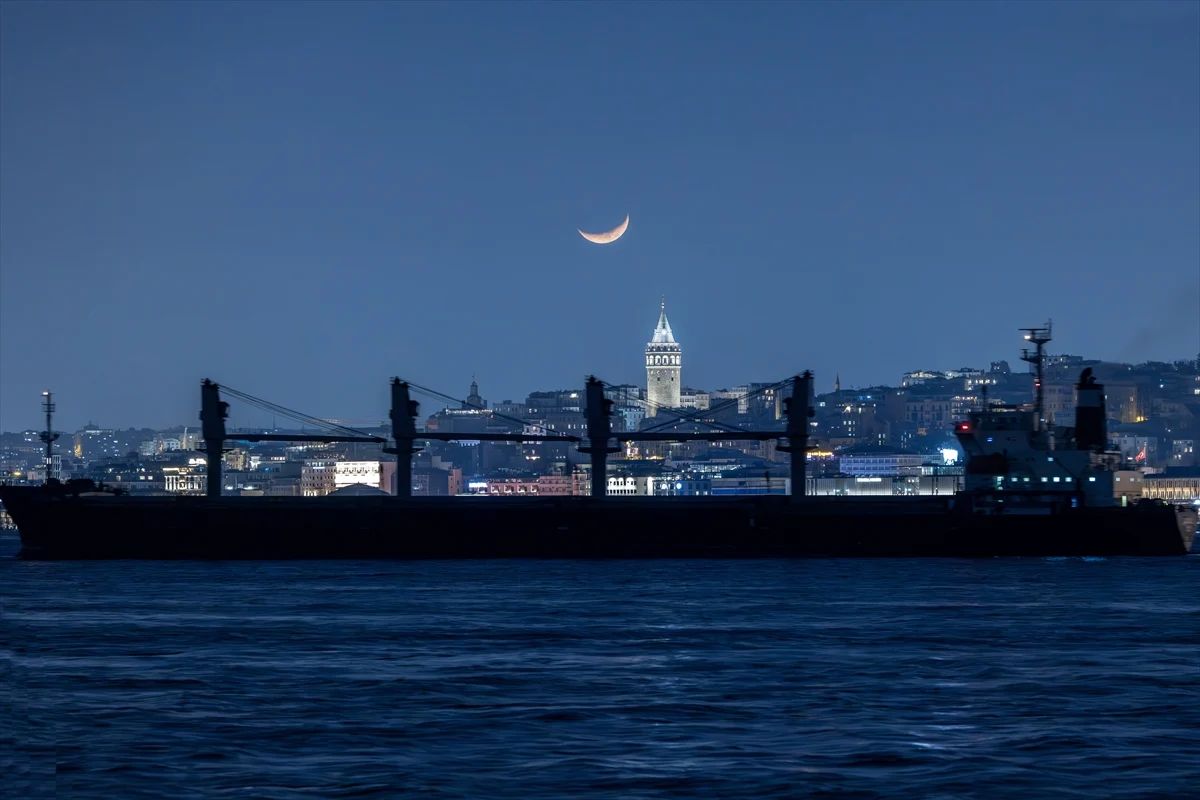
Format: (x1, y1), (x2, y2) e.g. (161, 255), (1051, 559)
(645, 299), (681, 416)
(334, 461), (382, 492)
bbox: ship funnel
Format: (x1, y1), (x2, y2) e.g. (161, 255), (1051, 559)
(1075, 368), (1106, 451)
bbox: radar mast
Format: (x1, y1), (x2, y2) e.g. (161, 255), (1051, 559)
(1019, 321), (1053, 443)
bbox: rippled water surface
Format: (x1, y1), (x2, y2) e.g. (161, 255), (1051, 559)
(2, 531), (1198, 799)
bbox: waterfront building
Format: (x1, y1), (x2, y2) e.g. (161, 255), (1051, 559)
(1143, 467), (1200, 504)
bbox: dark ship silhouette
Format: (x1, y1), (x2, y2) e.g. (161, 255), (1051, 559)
(2, 328), (1195, 559)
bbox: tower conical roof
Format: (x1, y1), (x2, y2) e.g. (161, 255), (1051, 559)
(651, 297), (675, 344)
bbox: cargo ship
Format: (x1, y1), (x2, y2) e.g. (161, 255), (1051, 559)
(2, 328), (1195, 559)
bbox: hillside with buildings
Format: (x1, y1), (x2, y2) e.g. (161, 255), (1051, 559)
(3, 308), (1198, 508)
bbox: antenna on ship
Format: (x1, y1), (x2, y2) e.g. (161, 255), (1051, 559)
(1019, 320), (1053, 440)
(39, 391), (60, 484)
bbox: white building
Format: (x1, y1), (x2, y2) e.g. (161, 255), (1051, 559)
(163, 465), (206, 494)
(1112, 435), (1156, 465)
(607, 476), (656, 496)
(645, 299), (681, 416)
(839, 452), (924, 477)
(901, 371), (941, 387)
(1143, 473), (1200, 504)
(334, 461), (382, 492)
(301, 459), (337, 496)
(807, 475), (963, 497)
(28, 454), (64, 484)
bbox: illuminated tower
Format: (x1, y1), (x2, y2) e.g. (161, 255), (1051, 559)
(645, 298), (681, 417)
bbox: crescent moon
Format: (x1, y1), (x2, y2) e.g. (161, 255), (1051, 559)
(579, 215), (629, 244)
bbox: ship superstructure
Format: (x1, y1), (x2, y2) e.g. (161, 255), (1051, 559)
(956, 370), (1144, 511)
(955, 325), (1145, 513)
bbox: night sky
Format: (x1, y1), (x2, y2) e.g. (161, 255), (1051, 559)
(2, 1), (1197, 431)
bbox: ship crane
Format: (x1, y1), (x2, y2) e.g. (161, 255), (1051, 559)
(197, 373), (816, 501)
(593, 373), (813, 499)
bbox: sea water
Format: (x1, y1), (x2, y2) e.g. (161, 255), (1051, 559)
(2, 531), (1198, 799)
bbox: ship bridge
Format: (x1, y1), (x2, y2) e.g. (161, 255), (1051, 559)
(953, 363), (1141, 508)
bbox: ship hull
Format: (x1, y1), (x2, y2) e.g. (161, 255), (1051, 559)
(1, 488), (1194, 559)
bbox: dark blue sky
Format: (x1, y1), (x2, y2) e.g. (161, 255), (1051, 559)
(2, 1), (1198, 431)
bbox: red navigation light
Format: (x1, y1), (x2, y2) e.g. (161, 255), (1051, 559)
(958, 423), (971, 432)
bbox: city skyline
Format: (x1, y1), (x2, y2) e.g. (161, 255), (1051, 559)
(5, 337), (1195, 500)
(2, 2), (1198, 431)
(2, 295), (1199, 432)
(2, 316), (1196, 434)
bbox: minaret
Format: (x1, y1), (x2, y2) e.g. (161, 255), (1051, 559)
(835, 374), (841, 393)
(645, 298), (681, 417)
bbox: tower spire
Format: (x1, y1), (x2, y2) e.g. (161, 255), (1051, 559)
(653, 297), (674, 344)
